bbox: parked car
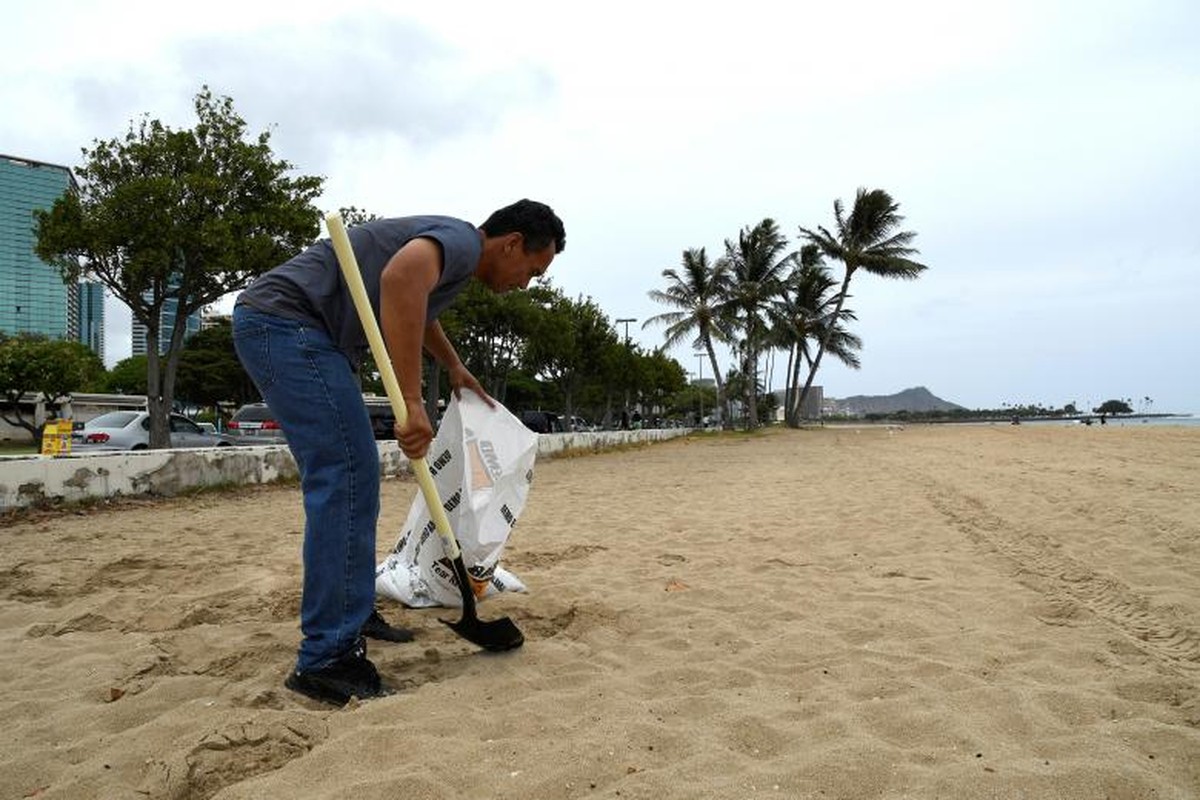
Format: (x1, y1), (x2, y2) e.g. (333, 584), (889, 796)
(518, 410), (563, 434)
(226, 403), (287, 443)
(365, 400), (397, 440)
(72, 411), (233, 451)
(228, 399), (401, 443)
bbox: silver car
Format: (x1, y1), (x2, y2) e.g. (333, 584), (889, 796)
(72, 411), (234, 451)
(226, 403), (288, 444)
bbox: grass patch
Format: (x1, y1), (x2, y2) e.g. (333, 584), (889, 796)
(546, 438), (658, 460)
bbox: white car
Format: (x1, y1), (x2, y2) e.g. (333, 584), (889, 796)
(73, 411), (233, 451)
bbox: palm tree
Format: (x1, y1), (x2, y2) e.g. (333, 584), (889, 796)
(644, 247), (733, 426)
(767, 245), (862, 426)
(720, 219), (794, 428)
(802, 312), (862, 417)
(796, 188), (927, 417)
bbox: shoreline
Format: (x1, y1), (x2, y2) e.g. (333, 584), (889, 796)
(815, 412), (1197, 427)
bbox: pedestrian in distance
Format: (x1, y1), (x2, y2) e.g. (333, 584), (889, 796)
(232, 200), (566, 705)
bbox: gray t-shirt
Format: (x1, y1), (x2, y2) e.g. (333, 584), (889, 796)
(238, 215), (481, 362)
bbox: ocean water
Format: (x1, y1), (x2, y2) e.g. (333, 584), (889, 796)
(1023, 415), (1199, 428)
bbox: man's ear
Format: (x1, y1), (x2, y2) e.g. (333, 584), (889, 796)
(505, 232), (524, 253)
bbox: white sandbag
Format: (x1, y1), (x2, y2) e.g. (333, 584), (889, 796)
(375, 392), (537, 608)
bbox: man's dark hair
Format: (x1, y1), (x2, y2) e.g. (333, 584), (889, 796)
(481, 199), (566, 254)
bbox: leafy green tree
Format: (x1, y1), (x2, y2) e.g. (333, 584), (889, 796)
(174, 319), (258, 418)
(500, 370), (550, 411)
(591, 338), (632, 427)
(667, 381), (716, 424)
(722, 365), (755, 427)
(440, 279), (543, 403)
(637, 348), (688, 422)
(1095, 399), (1132, 415)
(717, 357), (777, 425)
(338, 206), (380, 227)
(0, 334), (105, 442)
(644, 246), (733, 428)
(797, 188), (927, 417)
(34, 87), (323, 448)
(101, 355), (149, 395)
(524, 290), (617, 428)
(720, 219), (794, 428)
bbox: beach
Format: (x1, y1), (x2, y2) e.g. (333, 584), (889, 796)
(1, 424), (1197, 800)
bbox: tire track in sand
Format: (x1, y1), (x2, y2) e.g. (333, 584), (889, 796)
(922, 477), (1200, 672)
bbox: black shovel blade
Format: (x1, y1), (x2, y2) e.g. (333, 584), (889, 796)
(441, 615), (525, 651)
(439, 555), (525, 651)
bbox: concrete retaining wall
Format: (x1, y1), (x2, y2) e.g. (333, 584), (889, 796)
(0, 429), (690, 511)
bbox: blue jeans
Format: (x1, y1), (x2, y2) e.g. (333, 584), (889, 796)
(232, 304), (379, 671)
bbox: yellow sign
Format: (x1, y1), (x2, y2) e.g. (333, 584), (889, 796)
(40, 419), (74, 457)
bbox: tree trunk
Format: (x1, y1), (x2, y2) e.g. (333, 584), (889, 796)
(704, 342), (725, 428)
(424, 356), (441, 425)
(784, 344), (799, 428)
(563, 390), (574, 431)
(145, 327), (171, 449)
(494, 372), (508, 404)
(744, 321), (758, 429)
(789, 350), (810, 425)
(797, 269), (854, 421)
(1, 399), (41, 444)
(144, 288), (195, 449)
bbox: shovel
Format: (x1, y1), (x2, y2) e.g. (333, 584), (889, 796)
(326, 213), (524, 652)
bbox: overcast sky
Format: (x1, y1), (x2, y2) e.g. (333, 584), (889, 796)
(4, 1), (1197, 412)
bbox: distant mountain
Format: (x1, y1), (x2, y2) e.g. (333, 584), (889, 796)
(832, 386), (965, 416)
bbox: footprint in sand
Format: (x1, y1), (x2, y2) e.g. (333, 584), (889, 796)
(722, 715), (788, 759)
(141, 714), (327, 800)
(507, 544), (609, 569)
(518, 601), (623, 641)
(52, 612), (117, 636)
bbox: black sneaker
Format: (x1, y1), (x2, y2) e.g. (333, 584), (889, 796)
(361, 608), (415, 643)
(285, 638), (389, 706)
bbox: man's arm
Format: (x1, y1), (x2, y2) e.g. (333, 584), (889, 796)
(425, 320), (497, 406)
(423, 320), (463, 371)
(379, 238), (440, 400)
(379, 238), (441, 457)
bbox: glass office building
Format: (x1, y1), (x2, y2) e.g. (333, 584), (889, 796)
(131, 281), (202, 356)
(75, 280), (106, 357)
(0, 153), (105, 361)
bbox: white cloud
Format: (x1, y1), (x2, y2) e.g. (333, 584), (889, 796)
(4, 0), (1198, 410)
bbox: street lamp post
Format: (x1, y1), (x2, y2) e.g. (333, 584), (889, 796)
(615, 318), (637, 427)
(686, 370), (695, 423)
(615, 318), (636, 344)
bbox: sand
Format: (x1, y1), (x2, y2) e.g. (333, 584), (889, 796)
(1, 424), (1198, 800)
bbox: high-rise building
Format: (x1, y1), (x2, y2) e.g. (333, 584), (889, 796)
(0, 153), (106, 362)
(130, 279), (202, 356)
(200, 310), (231, 331)
(1, 154), (69, 338)
(75, 281), (106, 357)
